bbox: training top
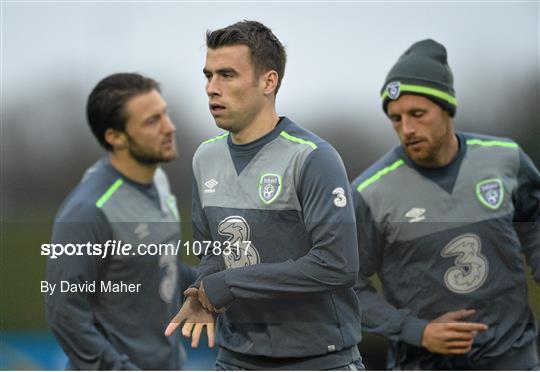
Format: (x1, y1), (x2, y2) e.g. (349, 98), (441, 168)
(46, 158), (194, 370)
(191, 117), (362, 370)
(352, 132), (540, 367)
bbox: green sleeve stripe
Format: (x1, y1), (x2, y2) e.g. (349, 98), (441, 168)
(166, 195), (180, 222)
(279, 131), (317, 149)
(466, 139), (518, 148)
(96, 179), (124, 208)
(381, 84), (457, 106)
(202, 132), (228, 144)
(357, 159), (404, 192)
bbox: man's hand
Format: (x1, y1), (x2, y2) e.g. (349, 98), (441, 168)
(197, 282), (229, 313)
(421, 309), (488, 355)
(164, 291), (215, 348)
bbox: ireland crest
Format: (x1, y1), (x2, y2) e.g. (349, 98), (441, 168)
(386, 81), (401, 100)
(476, 178), (503, 210)
(258, 173), (282, 204)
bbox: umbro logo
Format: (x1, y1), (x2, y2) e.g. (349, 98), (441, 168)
(204, 179), (218, 193)
(405, 207), (426, 223)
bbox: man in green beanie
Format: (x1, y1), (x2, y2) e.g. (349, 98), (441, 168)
(351, 39), (540, 369)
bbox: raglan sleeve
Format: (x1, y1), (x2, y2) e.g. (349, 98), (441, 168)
(514, 148), (540, 284)
(352, 185), (428, 347)
(45, 204), (140, 370)
(202, 145), (359, 309)
(191, 177), (224, 288)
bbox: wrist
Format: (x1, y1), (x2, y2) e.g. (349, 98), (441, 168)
(401, 315), (430, 347)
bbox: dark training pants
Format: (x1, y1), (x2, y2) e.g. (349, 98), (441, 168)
(388, 340), (539, 370)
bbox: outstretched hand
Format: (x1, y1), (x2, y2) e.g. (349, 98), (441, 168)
(421, 309), (488, 355)
(164, 289), (215, 348)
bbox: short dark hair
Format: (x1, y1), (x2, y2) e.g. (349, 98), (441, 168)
(206, 20), (287, 95)
(86, 73), (160, 151)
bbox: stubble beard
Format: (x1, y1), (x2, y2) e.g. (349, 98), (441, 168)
(126, 133), (176, 166)
(405, 132), (447, 167)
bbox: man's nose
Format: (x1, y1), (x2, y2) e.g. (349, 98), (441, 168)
(206, 76), (221, 97)
(163, 115), (176, 134)
(401, 116), (416, 136)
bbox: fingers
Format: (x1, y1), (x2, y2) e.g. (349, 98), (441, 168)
(442, 330), (478, 341)
(441, 326), (487, 342)
(437, 309), (475, 322)
(422, 320), (486, 355)
(449, 309), (476, 319)
(191, 323), (204, 348)
(198, 295), (212, 311)
(184, 287), (198, 297)
(446, 322), (488, 332)
(207, 322), (215, 348)
(182, 322), (194, 338)
(446, 340), (474, 349)
(181, 322), (215, 349)
(198, 286), (215, 312)
(445, 344), (473, 355)
(164, 321), (179, 337)
(164, 309), (185, 336)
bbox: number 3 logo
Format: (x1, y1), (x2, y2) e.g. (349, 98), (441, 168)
(218, 216), (260, 269)
(332, 187), (347, 208)
(441, 234), (488, 294)
(159, 252), (177, 303)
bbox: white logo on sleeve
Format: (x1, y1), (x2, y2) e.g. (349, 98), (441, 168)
(332, 187), (347, 207)
(204, 179), (218, 193)
(405, 207), (426, 223)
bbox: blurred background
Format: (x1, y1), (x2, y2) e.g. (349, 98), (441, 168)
(1, 1), (539, 370)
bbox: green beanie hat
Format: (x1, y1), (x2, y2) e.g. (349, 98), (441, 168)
(381, 39), (457, 117)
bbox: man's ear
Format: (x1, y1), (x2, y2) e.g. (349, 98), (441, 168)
(262, 70), (278, 96)
(104, 128), (128, 151)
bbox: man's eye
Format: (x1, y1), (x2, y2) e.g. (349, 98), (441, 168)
(412, 111), (424, 118)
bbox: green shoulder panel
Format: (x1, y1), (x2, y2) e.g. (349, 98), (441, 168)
(466, 139), (518, 148)
(201, 132), (228, 145)
(279, 131), (317, 150)
(96, 178), (124, 208)
(357, 159), (404, 192)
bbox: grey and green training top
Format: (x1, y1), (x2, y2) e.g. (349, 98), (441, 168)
(352, 132), (540, 367)
(46, 158), (194, 370)
(192, 117), (362, 369)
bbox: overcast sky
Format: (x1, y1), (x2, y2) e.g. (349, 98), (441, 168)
(3, 2), (538, 138)
(2, 1), (538, 215)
